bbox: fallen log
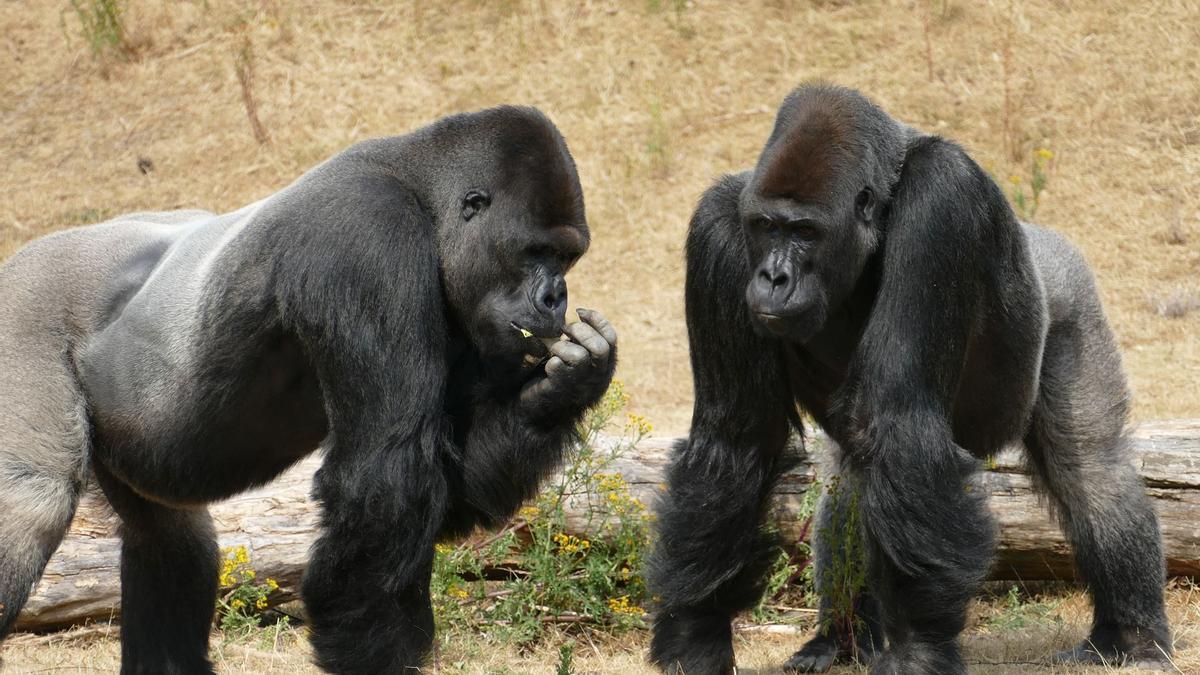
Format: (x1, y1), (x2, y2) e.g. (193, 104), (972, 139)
(15, 420), (1200, 632)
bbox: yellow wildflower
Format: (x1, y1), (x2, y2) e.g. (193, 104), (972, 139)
(607, 595), (644, 616)
(1009, 175), (1021, 185)
(1035, 148), (1054, 161)
(231, 599), (245, 610)
(256, 597), (268, 610)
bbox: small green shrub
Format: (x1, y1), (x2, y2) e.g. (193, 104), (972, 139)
(215, 545), (283, 639)
(66, 0), (128, 58)
(430, 381), (654, 647)
(752, 480), (821, 623)
(986, 585), (1064, 630)
(1008, 147), (1053, 220)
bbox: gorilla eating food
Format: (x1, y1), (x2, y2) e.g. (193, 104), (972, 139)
(0, 106), (616, 674)
(647, 84), (1169, 674)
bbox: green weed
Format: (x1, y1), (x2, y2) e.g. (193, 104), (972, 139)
(65, 0), (128, 59)
(1009, 147), (1053, 220)
(430, 381), (654, 647)
(215, 545), (284, 639)
(986, 585), (1064, 630)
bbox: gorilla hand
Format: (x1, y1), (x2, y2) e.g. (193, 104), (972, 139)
(520, 308), (617, 420)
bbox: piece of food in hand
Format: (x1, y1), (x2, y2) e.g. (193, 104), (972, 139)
(512, 322), (563, 348)
(513, 322), (566, 366)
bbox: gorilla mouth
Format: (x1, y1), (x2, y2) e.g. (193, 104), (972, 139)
(510, 322), (558, 366)
(754, 312), (790, 335)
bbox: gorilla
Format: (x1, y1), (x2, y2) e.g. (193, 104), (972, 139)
(647, 84), (1170, 674)
(0, 106), (617, 674)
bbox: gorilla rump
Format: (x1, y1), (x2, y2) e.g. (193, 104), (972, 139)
(0, 106), (616, 673)
(648, 84), (1169, 674)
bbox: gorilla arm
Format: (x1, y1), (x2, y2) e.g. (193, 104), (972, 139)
(270, 171), (453, 673)
(443, 309), (617, 535)
(824, 137), (1002, 673)
(647, 175), (799, 675)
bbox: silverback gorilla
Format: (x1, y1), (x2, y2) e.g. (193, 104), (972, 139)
(0, 106), (617, 674)
(648, 84), (1169, 674)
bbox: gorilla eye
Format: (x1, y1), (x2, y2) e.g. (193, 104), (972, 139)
(794, 224), (821, 241)
(461, 189), (491, 222)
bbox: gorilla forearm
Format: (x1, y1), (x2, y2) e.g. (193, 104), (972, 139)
(445, 313), (618, 535)
(443, 396), (582, 535)
(649, 182), (797, 674)
(651, 434), (788, 613)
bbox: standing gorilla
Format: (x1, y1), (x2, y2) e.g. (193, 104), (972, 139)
(0, 106), (616, 674)
(648, 84), (1169, 674)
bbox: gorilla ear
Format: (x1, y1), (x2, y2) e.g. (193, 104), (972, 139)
(461, 189), (491, 222)
(854, 187), (875, 223)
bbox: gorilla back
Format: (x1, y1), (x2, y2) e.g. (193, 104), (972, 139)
(0, 106), (618, 674)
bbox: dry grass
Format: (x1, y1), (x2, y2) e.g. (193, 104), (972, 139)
(3, 583), (1199, 673)
(2, 0), (1198, 671)
(1, 0), (1197, 434)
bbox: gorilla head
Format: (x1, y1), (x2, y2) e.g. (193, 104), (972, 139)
(740, 86), (908, 343)
(424, 107), (589, 366)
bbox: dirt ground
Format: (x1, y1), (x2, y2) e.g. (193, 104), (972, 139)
(4, 583), (1199, 673)
(2, 0), (1198, 672)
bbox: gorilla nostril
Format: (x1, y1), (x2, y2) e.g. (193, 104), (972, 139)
(759, 268), (788, 289)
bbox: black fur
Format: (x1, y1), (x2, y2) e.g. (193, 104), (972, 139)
(648, 84), (1170, 674)
(0, 106), (615, 674)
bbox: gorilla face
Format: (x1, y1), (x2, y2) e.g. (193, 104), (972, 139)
(739, 184), (877, 344)
(462, 186), (588, 365)
(739, 94), (883, 344)
(434, 109), (589, 366)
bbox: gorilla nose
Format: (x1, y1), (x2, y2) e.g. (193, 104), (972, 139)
(757, 267), (790, 290)
(748, 265), (794, 311)
(535, 275), (568, 319)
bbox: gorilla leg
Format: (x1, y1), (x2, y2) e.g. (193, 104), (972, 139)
(0, 339), (89, 638)
(1024, 319), (1170, 665)
(785, 471), (883, 673)
(94, 463), (219, 675)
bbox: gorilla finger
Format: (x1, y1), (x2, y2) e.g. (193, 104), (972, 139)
(549, 340), (590, 366)
(563, 321), (610, 359)
(544, 355), (567, 377)
(577, 308), (617, 346)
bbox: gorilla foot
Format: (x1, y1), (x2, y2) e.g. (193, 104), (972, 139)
(782, 634), (838, 673)
(1052, 638), (1173, 671)
(784, 631), (880, 673)
(869, 641), (963, 675)
(649, 611), (735, 675)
